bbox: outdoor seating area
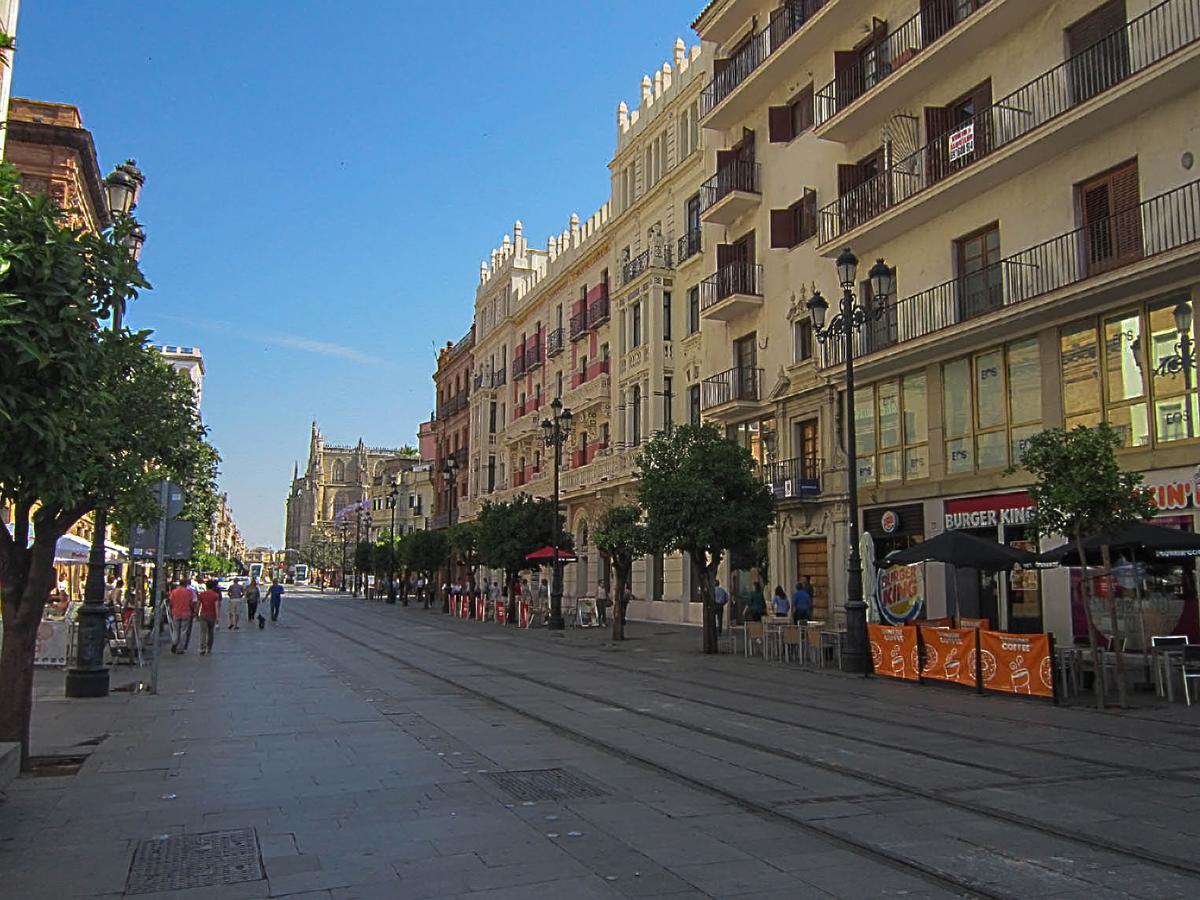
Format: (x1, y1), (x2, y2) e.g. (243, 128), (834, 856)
(724, 616), (844, 669)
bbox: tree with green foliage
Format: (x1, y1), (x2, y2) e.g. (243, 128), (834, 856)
(638, 423), (774, 654)
(476, 494), (571, 619)
(298, 523), (341, 589)
(401, 529), (447, 586)
(1010, 424), (1155, 708)
(447, 521), (480, 592)
(593, 504), (649, 641)
(0, 170), (206, 760)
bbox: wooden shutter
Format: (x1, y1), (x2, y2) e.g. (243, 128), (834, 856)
(800, 189), (818, 241)
(1067, 0), (1125, 55)
(924, 106), (953, 184)
(834, 50), (859, 107)
(792, 84), (814, 134)
(1110, 160), (1143, 265)
(768, 106), (793, 143)
(716, 243), (735, 268)
(971, 80), (994, 157)
(838, 163), (862, 196)
(770, 208), (795, 248)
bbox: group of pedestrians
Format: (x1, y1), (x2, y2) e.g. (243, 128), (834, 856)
(712, 578), (814, 637)
(168, 575), (285, 655)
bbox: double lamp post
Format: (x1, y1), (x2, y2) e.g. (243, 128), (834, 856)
(806, 248), (894, 676)
(541, 397), (573, 631)
(441, 455), (457, 612)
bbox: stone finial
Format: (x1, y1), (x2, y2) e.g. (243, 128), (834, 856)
(502, 233), (511, 254)
(653, 69), (663, 98)
(618, 100), (628, 130)
(480, 260), (488, 280)
(514, 220), (523, 237)
(640, 74), (652, 106)
(662, 62), (672, 92)
(674, 37), (686, 69)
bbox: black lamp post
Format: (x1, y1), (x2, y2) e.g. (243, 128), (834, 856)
(387, 481), (399, 604)
(340, 520), (349, 593)
(441, 456), (457, 613)
(541, 397), (573, 631)
(1153, 300), (1196, 439)
(807, 248), (894, 676)
(65, 160), (145, 699)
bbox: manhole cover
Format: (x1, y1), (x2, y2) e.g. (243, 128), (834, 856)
(486, 768), (606, 802)
(125, 828), (262, 894)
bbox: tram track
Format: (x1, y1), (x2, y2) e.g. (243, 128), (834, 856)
(408, 605), (1200, 778)
(290, 601), (1200, 894)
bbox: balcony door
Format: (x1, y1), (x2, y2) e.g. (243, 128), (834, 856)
(924, 80), (991, 186)
(796, 419), (819, 480)
(1067, 0), (1129, 105)
(1079, 158), (1142, 277)
(733, 333), (757, 401)
(838, 148), (886, 229)
(956, 223), (1003, 320)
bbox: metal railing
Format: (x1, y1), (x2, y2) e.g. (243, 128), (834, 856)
(700, 0), (830, 116)
(814, 0), (992, 127)
(587, 294), (610, 329)
(819, 0), (1200, 244)
(473, 366), (506, 391)
(763, 456), (822, 499)
(525, 340), (543, 369)
(569, 310), (588, 339)
(512, 348), (526, 378)
(677, 228), (702, 263)
(699, 262), (763, 311)
(547, 327), (565, 357)
(621, 243), (674, 285)
(821, 179), (1200, 366)
(701, 366), (763, 409)
(700, 159), (761, 212)
(437, 390), (469, 420)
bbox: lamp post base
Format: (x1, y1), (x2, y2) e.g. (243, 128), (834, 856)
(841, 599), (870, 675)
(547, 614), (565, 631)
(64, 667), (110, 698)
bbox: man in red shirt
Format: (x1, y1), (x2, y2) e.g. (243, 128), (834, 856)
(197, 580), (222, 655)
(169, 577), (197, 654)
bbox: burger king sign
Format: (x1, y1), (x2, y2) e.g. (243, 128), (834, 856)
(875, 563), (925, 625)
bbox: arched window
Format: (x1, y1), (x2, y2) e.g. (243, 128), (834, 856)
(333, 460), (345, 482)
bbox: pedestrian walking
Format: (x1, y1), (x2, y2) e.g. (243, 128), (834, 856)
(227, 577), (245, 629)
(169, 576), (197, 654)
(245, 577), (261, 624)
(197, 579), (221, 655)
(745, 581), (766, 622)
(595, 581), (609, 627)
(790, 580), (812, 624)
(267, 578), (284, 622)
(713, 578), (729, 639)
(771, 585), (790, 618)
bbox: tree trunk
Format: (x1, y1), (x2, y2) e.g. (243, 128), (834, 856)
(0, 537), (58, 765)
(611, 562), (628, 642)
(698, 557), (717, 655)
(1074, 532), (1105, 709)
(1099, 543), (1129, 709)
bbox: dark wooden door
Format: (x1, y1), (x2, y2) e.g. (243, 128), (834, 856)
(1079, 159), (1142, 276)
(1067, 0), (1129, 104)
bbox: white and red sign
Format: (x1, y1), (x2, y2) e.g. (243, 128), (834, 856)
(948, 123), (975, 162)
(1143, 466), (1200, 511)
(944, 492), (1034, 530)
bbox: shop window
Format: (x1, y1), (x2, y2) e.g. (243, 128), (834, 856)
(974, 348), (1007, 470)
(945, 341), (1044, 474)
(1007, 338), (1043, 463)
(854, 386), (876, 483)
(856, 372), (929, 484)
(902, 372), (929, 479)
(877, 381), (901, 483)
(1060, 297), (1198, 449)
(943, 358), (973, 474)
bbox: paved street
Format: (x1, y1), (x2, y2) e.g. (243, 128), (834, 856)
(3, 588), (1200, 899)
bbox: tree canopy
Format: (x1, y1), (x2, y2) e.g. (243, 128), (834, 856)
(638, 423), (774, 652)
(475, 493), (571, 592)
(593, 504), (649, 640)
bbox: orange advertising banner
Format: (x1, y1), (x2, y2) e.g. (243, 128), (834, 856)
(868, 624), (919, 681)
(918, 626), (978, 688)
(978, 630), (1054, 698)
(958, 616), (991, 630)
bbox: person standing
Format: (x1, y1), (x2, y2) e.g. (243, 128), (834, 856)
(595, 581), (609, 627)
(771, 585), (791, 618)
(245, 577), (261, 625)
(713, 579), (729, 639)
(197, 579), (221, 655)
(791, 580), (812, 624)
(745, 581), (766, 622)
(227, 577), (246, 630)
(267, 578), (284, 622)
(169, 577), (197, 654)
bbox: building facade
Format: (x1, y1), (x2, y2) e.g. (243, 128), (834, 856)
(0, 1), (21, 159)
(432, 330), (473, 529)
(284, 422), (419, 552)
(209, 492), (246, 564)
(159, 345), (205, 411)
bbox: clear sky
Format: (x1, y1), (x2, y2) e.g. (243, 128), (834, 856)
(13, 0), (700, 548)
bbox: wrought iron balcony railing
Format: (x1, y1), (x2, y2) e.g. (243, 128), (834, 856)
(677, 228), (702, 264)
(821, 178), (1200, 366)
(700, 160), (761, 213)
(621, 244), (674, 285)
(699, 262), (763, 310)
(701, 366), (763, 409)
(547, 327), (565, 357)
(437, 390), (469, 420)
(763, 456), (822, 499)
(569, 310), (588, 339)
(819, 0), (1200, 244)
(587, 294), (610, 329)
(700, 0), (830, 116)
(473, 366), (506, 391)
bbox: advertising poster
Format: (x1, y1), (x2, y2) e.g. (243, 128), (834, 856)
(868, 623), (919, 681)
(918, 626), (978, 688)
(978, 630), (1054, 698)
(876, 564), (925, 625)
(948, 123), (975, 162)
(34, 620), (69, 668)
(495, 600), (508, 625)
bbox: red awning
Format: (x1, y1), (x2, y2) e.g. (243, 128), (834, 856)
(525, 545), (577, 562)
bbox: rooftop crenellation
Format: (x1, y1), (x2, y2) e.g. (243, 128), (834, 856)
(616, 38), (703, 147)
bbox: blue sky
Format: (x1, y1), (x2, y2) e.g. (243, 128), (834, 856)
(14, 1), (699, 547)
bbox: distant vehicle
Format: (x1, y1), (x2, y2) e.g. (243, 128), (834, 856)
(248, 562), (264, 582)
(293, 564), (309, 585)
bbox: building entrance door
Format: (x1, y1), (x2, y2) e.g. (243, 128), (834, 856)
(794, 538), (828, 620)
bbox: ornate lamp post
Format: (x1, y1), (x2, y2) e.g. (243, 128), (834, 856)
(1153, 300), (1196, 438)
(806, 248), (894, 675)
(387, 481), (399, 604)
(65, 161), (145, 699)
(541, 397), (573, 631)
(441, 456), (458, 613)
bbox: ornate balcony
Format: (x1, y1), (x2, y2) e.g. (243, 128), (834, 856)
(473, 366), (506, 392)
(820, 179), (1200, 367)
(437, 390), (469, 420)
(700, 160), (761, 226)
(621, 243), (673, 286)
(699, 262), (763, 321)
(547, 327), (565, 357)
(817, 0), (1200, 252)
(512, 348), (526, 378)
(524, 339), (543, 371)
(677, 228), (702, 265)
(562, 448), (634, 493)
(569, 310), (588, 340)
(587, 294), (610, 329)
(565, 371), (610, 412)
(763, 456), (822, 500)
(701, 367), (763, 416)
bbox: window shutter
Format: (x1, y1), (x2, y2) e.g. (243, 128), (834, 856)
(770, 208), (795, 248)
(971, 80), (994, 155)
(717, 242), (734, 268)
(768, 105), (793, 143)
(801, 189), (818, 241)
(837, 163), (862, 196)
(792, 84), (814, 134)
(924, 106), (953, 184)
(1110, 160), (1143, 263)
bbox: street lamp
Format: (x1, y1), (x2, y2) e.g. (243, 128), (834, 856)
(387, 481), (400, 604)
(441, 456), (458, 613)
(340, 519), (349, 593)
(807, 249), (894, 675)
(65, 161), (147, 699)
(1152, 300), (1196, 439)
(541, 397), (573, 631)
(353, 507), (370, 597)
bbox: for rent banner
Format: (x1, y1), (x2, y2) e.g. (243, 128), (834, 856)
(979, 630), (1054, 698)
(868, 624), (919, 681)
(918, 626), (978, 688)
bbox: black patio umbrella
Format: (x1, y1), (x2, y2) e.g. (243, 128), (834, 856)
(880, 530), (1038, 570)
(1039, 521), (1200, 567)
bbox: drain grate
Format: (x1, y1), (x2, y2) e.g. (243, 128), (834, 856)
(486, 768), (606, 802)
(125, 828), (262, 894)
